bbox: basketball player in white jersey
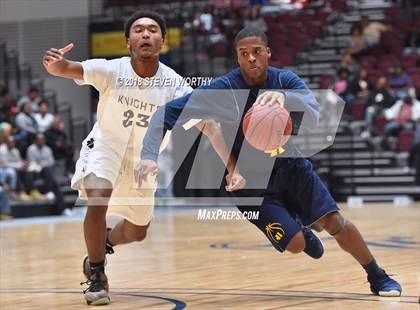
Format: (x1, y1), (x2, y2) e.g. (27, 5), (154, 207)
(43, 10), (245, 305)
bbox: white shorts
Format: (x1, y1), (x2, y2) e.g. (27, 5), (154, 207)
(71, 135), (156, 226)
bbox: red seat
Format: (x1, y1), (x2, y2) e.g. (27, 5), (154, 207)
(398, 129), (415, 152)
(317, 11), (330, 23)
(209, 39), (229, 58)
(320, 74), (333, 89)
(277, 53), (294, 66)
(351, 99), (366, 121)
(373, 115), (388, 134)
(213, 0), (226, 9)
(386, 6), (400, 20)
(407, 68), (420, 75)
(329, 0), (346, 12)
(400, 56), (417, 69)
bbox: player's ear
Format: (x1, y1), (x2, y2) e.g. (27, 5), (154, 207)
(159, 36), (164, 50)
(266, 47), (272, 59)
(126, 37), (131, 49)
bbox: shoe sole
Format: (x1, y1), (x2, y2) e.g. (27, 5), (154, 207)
(378, 290), (401, 297)
(86, 296), (111, 306)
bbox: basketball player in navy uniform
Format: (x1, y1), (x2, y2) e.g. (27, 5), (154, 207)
(138, 27), (402, 297)
(43, 11), (246, 305)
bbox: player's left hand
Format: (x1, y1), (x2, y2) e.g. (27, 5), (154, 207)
(135, 160), (159, 188)
(255, 91), (286, 107)
(225, 171), (246, 192)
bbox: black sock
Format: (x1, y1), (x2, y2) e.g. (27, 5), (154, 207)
(90, 260), (105, 273)
(106, 238), (114, 247)
(106, 228), (114, 247)
(362, 258), (382, 275)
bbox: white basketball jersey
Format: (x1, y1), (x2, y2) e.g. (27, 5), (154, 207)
(75, 57), (192, 157)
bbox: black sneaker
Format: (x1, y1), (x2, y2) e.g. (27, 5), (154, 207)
(368, 269), (402, 297)
(81, 269), (110, 306)
(302, 226), (324, 259)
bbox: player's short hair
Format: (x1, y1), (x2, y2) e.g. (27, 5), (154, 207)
(234, 27), (268, 47)
(38, 99), (48, 107)
(124, 10), (166, 39)
(28, 86), (39, 93)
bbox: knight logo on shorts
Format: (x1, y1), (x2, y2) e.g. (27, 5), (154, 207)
(86, 138), (94, 149)
(265, 223), (285, 243)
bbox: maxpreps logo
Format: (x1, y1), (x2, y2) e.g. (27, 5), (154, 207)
(265, 223), (285, 244)
(152, 89), (345, 194)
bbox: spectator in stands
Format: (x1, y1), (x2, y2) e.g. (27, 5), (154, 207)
(362, 76), (395, 138)
(195, 5), (214, 33)
(403, 24), (420, 55)
(348, 24), (365, 57)
(381, 95), (420, 149)
(44, 115), (74, 174)
(34, 100), (54, 133)
(0, 87), (16, 123)
(339, 52), (360, 81)
(334, 67), (351, 101)
(249, 0), (269, 5)
(244, 5), (267, 33)
(27, 133), (65, 213)
(0, 185), (12, 220)
(17, 86), (41, 113)
(388, 64), (412, 99)
(0, 154), (17, 200)
(14, 102), (38, 155)
(0, 122), (12, 141)
(0, 136), (44, 200)
(15, 102), (38, 136)
(360, 16), (390, 47)
(348, 68), (373, 99)
(408, 126), (420, 184)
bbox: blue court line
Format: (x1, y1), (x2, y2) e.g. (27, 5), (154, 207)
(0, 289), (186, 309)
(111, 287), (419, 299)
(117, 293), (186, 310)
(1, 288), (417, 305)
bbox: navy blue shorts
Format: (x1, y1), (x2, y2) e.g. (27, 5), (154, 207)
(236, 158), (339, 252)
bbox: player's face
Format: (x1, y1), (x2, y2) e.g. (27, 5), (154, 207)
(127, 17), (164, 60)
(236, 36), (271, 85)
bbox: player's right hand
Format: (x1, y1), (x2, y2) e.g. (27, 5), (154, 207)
(225, 171), (246, 192)
(135, 159), (160, 188)
(42, 43), (74, 67)
(255, 91), (286, 107)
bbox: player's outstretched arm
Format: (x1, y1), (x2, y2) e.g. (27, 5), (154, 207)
(196, 120), (246, 191)
(42, 43), (83, 80)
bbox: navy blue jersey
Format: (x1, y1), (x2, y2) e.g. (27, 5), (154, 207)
(142, 67), (319, 176)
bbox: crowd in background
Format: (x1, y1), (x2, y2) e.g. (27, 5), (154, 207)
(333, 14), (420, 171)
(0, 85), (74, 218)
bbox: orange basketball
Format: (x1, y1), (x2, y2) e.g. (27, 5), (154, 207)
(242, 104), (292, 151)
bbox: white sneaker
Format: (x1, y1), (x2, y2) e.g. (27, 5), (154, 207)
(361, 130), (370, 139)
(62, 208), (74, 216)
(46, 192), (55, 200)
